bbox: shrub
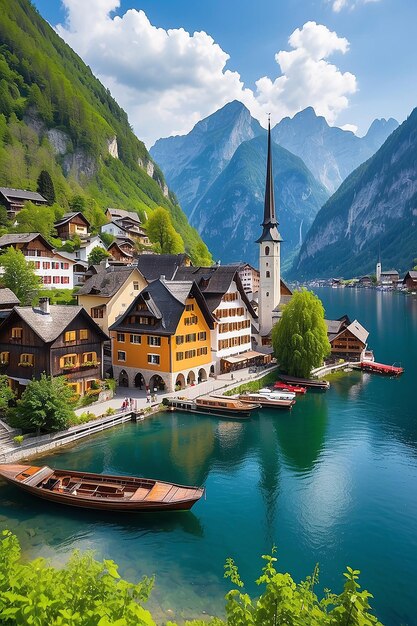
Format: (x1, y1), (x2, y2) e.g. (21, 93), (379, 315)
(13, 435), (24, 445)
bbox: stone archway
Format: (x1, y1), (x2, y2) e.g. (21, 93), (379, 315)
(118, 370), (129, 387)
(175, 373), (185, 390)
(149, 374), (165, 392)
(134, 372), (145, 389)
(187, 370), (196, 386)
(198, 368), (207, 383)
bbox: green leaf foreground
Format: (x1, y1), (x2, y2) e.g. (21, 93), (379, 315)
(0, 531), (383, 625)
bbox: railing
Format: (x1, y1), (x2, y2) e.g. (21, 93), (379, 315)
(61, 361), (100, 372)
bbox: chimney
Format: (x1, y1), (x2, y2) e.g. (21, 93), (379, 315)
(39, 297), (50, 315)
(100, 258), (109, 269)
(160, 275), (166, 281)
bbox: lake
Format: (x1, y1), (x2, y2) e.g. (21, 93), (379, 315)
(0, 287), (416, 625)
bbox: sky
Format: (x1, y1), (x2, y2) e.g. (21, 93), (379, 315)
(32, 0), (417, 148)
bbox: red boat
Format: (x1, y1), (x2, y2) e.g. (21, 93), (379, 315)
(274, 381), (307, 394)
(360, 361), (404, 376)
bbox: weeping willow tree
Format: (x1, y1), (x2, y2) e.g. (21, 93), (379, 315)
(272, 289), (330, 377)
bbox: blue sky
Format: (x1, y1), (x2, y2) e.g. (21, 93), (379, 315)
(32, 0), (417, 147)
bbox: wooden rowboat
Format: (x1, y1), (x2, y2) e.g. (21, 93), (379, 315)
(0, 464), (204, 512)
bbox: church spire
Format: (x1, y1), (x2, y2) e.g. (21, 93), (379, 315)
(256, 117), (282, 243)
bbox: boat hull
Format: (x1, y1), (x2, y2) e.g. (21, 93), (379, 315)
(278, 374), (329, 390)
(0, 465), (203, 512)
(239, 395), (295, 409)
(168, 400), (253, 419)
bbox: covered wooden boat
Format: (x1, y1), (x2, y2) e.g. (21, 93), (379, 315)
(166, 395), (260, 419)
(0, 464), (204, 512)
(238, 392), (295, 409)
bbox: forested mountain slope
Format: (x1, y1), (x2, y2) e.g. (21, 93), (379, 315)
(292, 108), (417, 279)
(0, 0), (210, 262)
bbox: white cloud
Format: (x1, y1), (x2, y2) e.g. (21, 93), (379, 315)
(331, 0), (381, 13)
(57, 4), (357, 147)
(340, 123), (358, 134)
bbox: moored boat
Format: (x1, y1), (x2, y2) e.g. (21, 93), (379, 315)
(274, 381), (307, 394)
(278, 374), (330, 390)
(258, 387), (296, 400)
(0, 464), (204, 512)
(166, 395), (260, 419)
(238, 392), (295, 409)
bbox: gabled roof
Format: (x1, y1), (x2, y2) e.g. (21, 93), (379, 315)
(3, 305), (108, 343)
(0, 288), (19, 306)
(106, 208), (141, 224)
(403, 270), (417, 281)
(329, 318), (368, 345)
(0, 232), (54, 251)
(54, 212), (90, 228)
(0, 187), (47, 203)
(174, 264), (257, 319)
(381, 270), (399, 276)
(136, 253), (190, 281)
(345, 320), (369, 344)
(110, 278), (215, 335)
(107, 241), (134, 258)
(77, 266), (143, 298)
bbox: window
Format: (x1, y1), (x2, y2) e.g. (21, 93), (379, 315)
(148, 354), (160, 365)
(0, 351), (9, 364)
(266, 271), (270, 278)
(176, 352), (184, 361)
(35, 261), (40, 269)
(197, 347), (208, 356)
(60, 354), (78, 368)
(43, 261), (50, 269)
(185, 333), (196, 343)
(176, 335), (184, 345)
(117, 351), (126, 362)
(148, 336), (161, 346)
(198, 331), (206, 341)
(61, 262), (69, 270)
(91, 307), (104, 319)
(67, 382), (79, 395)
(265, 246), (270, 256)
(61, 276), (70, 284)
(82, 352), (97, 364)
(53, 276), (60, 284)
(11, 327), (22, 339)
(64, 330), (76, 342)
(79, 329), (88, 340)
(184, 315), (198, 325)
(185, 303), (194, 311)
(52, 262), (60, 269)
(43, 276), (51, 284)
(133, 281), (140, 290)
(19, 353), (34, 366)
(185, 349), (196, 359)
(130, 334), (141, 344)
(117, 333), (125, 342)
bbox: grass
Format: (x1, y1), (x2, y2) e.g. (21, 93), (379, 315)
(223, 369), (278, 396)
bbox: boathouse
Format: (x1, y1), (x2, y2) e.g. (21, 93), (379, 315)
(325, 316), (369, 362)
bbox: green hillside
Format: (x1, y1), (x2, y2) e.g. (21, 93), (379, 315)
(0, 0), (210, 263)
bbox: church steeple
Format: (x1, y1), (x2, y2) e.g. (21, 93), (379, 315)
(256, 118), (282, 244)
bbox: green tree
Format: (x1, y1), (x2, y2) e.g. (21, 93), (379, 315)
(190, 240), (213, 266)
(36, 169), (56, 205)
(0, 532), (383, 626)
(14, 201), (57, 240)
(146, 207), (184, 254)
(0, 247), (41, 305)
(88, 246), (111, 266)
(9, 375), (75, 435)
(272, 289), (330, 378)
(0, 375), (14, 416)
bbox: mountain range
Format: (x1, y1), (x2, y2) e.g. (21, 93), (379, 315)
(0, 0), (210, 264)
(292, 108), (417, 279)
(151, 101), (398, 270)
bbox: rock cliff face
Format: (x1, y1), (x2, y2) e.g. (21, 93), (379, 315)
(150, 100), (263, 214)
(272, 107), (398, 194)
(190, 136), (328, 269)
(292, 108), (417, 279)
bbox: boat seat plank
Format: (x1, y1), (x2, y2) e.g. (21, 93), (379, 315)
(144, 483), (173, 502)
(130, 487), (150, 501)
(23, 467), (54, 486)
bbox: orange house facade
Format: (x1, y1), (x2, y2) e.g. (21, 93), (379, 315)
(110, 278), (215, 392)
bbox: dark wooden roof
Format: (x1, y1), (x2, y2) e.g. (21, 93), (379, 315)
(110, 279), (215, 336)
(54, 211), (90, 228)
(0, 232), (54, 251)
(77, 266), (142, 298)
(136, 253), (189, 281)
(0, 288), (19, 306)
(0, 187), (47, 203)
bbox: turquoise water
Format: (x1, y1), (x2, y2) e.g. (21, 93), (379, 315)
(0, 288), (416, 625)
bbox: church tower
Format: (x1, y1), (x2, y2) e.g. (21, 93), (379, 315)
(256, 118), (282, 337)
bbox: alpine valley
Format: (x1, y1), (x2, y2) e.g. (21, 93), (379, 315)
(293, 108), (417, 279)
(0, 0), (210, 264)
(151, 101), (398, 271)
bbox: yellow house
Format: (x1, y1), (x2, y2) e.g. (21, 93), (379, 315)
(77, 266), (147, 336)
(110, 278), (215, 392)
